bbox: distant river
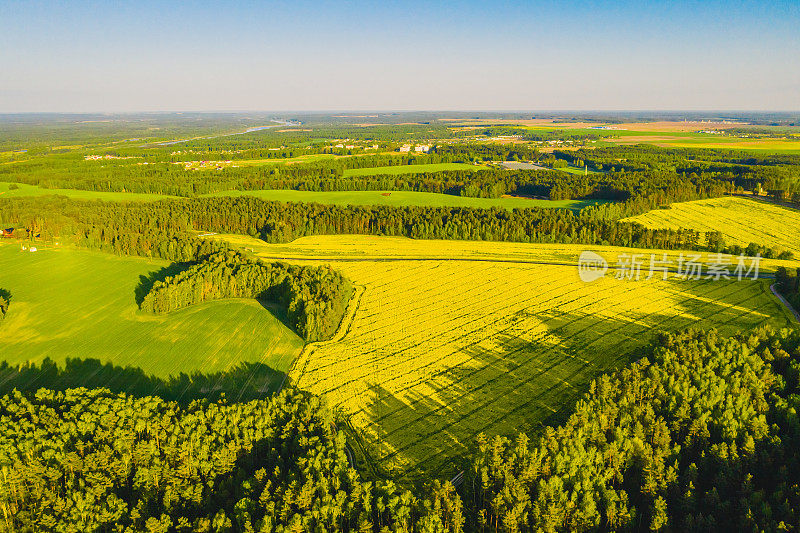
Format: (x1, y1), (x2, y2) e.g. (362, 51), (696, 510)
(152, 119), (301, 146)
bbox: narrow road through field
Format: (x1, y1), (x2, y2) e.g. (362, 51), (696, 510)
(731, 193), (800, 214)
(256, 253), (778, 280)
(770, 284), (800, 323)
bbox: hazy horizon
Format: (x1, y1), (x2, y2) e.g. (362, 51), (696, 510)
(2, 0), (799, 113)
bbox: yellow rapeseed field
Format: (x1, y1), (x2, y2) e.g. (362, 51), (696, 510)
(625, 196), (800, 256)
(218, 234), (798, 480)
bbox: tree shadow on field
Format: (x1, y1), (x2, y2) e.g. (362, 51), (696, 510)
(357, 290), (756, 484)
(0, 357), (286, 403)
(0, 288), (10, 317)
(134, 262), (194, 306)
(356, 313), (635, 484)
(255, 298), (296, 331)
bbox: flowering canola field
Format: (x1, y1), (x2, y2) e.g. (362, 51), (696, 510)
(223, 234), (798, 480)
(624, 196), (800, 256)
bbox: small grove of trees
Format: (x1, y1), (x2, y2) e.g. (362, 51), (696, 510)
(0, 289), (9, 318)
(768, 189), (800, 208)
(140, 250), (353, 342)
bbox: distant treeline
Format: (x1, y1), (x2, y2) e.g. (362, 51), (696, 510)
(0, 196), (737, 256)
(0, 146), (526, 197)
(429, 143), (540, 162)
(554, 146), (800, 192)
(4, 193), (794, 259)
(229, 168), (732, 204)
(0, 153), (455, 196)
(141, 250), (353, 342)
(1, 153), (793, 260)
(4, 143), (799, 202)
(452, 126), (604, 142)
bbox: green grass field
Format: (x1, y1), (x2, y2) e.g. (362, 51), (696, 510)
(0, 244), (304, 380)
(658, 137), (800, 152)
(597, 128), (800, 153)
(556, 165), (599, 175)
(203, 189), (605, 211)
(625, 196), (800, 256)
(343, 162), (486, 177)
(233, 153), (337, 166)
(218, 234), (797, 480)
(474, 122), (800, 153)
(0, 182), (173, 202)
(2, 180), (605, 211)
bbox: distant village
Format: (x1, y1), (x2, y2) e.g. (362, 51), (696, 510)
(398, 144), (431, 153)
(1, 227), (46, 252)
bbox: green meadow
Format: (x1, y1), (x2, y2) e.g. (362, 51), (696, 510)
(343, 162), (485, 176)
(556, 165), (600, 175)
(0, 244), (304, 379)
(0, 181), (605, 211)
(203, 189), (605, 211)
(498, 124), (800, 153)
(0, 181), (173, 201)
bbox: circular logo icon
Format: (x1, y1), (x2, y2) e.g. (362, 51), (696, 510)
(578, 251), (608, 283)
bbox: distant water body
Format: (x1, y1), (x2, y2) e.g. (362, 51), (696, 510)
(152, 119), (300, 146)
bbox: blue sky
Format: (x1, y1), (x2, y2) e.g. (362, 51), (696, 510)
(1, 0), (798, 112)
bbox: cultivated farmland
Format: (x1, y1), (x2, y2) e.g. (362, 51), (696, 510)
(0, 244), (303, 381)
(220, 234), (797, 480)
(625, 196), (800, 256)
(0, 181), (603, 211)
(203, 189), (604, 211)
(343, 162), (485, 177)
(0, 181), (174, 201)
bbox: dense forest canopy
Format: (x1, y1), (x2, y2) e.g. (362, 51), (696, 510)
(0, 387), (463, 532)
(3, 327), (800, 532)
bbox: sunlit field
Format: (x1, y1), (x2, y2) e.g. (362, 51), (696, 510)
(203, 189), (604, 211)
(217, 234), (797, 480)
(0, 244), (304, 380)
(626, 196), (800, 256)
(343, 162), (486, 176)
(0, 181), (173, 201)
